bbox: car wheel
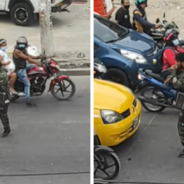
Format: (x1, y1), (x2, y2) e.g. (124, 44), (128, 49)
(104, 68), (130, 87)
(10, 3), (33, 26)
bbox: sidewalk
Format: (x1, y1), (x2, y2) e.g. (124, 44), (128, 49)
(1, 1), (90, 75)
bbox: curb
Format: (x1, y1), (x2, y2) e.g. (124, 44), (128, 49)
(59, 68), (90, 76)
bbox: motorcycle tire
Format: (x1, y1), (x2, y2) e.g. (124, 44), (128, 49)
(140, 85), (166, 112)
(94, 149), (121, 180)
(50, 78), (76, 101)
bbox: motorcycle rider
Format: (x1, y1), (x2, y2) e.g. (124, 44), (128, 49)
(161, 29), (184, 80)
(0, 39), (17, 95)
(13, 37), (42, 107)
(133, 0), (161, 34)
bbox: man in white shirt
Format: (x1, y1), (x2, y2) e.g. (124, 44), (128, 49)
(0, 39), (17, 94)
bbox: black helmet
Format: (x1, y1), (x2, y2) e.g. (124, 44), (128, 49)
(16, 36), (28, 50)
(164, 29), (179, 46)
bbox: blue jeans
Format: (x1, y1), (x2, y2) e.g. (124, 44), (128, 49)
(16, 64), (35, 101)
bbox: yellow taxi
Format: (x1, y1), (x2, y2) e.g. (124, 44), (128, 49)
(94, 79), (141, 146)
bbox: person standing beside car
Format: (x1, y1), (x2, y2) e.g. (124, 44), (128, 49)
(115, 0), (132, 29)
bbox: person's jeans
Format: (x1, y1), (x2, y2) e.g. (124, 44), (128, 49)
(16, 64), (35, 101)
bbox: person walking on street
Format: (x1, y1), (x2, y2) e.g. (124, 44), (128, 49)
(115, 0), (132, 29)
(0, 55), (12, 137)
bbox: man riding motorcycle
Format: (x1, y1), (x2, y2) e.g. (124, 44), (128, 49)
(13, 37), (42, 107)
(133, 0), (161, 34)
(161, 29), (184, 81)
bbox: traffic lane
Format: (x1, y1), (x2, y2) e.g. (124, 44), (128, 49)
(114, 108), (184, 183)
(0, 76), (90, 175)
(0, 174), (90, 184)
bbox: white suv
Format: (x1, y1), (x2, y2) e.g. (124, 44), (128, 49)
(0, 0), (73, 26)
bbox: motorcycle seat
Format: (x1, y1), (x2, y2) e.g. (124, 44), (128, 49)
(145, 70), (165, 83)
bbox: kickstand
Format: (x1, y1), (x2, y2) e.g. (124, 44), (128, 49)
(178, 149), (184, 158)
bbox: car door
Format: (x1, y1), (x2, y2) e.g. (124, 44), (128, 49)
(0, 0), (5, 10)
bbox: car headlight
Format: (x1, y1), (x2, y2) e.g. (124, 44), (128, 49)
(101, 110), (123, 124)
(120, 50), (147, 64)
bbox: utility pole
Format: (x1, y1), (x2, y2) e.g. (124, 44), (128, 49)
(39, 0), (54, 57)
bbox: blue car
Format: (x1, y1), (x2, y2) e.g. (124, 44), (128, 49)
(94, 13), (159, 89)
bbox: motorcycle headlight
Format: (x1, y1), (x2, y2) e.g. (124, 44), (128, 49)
(101, 110), (123, 124)
(120, 50), (147, 64)
(138, 73), (144, 80)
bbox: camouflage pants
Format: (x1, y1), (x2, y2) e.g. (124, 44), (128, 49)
(178, 111), (184, 146)
(0, 103), (10, 130)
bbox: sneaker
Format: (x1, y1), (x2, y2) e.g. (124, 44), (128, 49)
(2, 129), (12, 138)
(26, 100), (37, 107)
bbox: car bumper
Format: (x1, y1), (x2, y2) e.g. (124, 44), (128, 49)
(51, 0), (73, 12)
(98, 100), (142, 146)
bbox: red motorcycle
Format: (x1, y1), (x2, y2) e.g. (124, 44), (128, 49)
(11, 58), (76, 102)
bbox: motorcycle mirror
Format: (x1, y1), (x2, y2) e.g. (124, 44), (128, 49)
(163, 12), (166, 18)
(156, 18), (160, 23)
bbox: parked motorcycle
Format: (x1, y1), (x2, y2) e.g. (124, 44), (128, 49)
(150, 13), (184, 49)
(94, 145), (121, 180)
(94, 58), (107, 79)
(11, 47), (76, 102)
(137, 68), (184, 112)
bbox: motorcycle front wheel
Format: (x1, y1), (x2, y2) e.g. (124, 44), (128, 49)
(140, 85), (166, 112)
(94, 148), (121, 180)
(50, 78), (76, 101)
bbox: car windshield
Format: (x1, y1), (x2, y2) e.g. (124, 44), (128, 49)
(94, 16), (128, 43)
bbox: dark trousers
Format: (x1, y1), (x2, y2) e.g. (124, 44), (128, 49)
(0, 103), (10, 130)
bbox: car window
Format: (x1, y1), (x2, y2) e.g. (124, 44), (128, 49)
(94, 16), (128, 43)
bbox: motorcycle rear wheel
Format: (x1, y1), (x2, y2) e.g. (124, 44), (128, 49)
(140, 85), (166, 112)
(94, 149), (121, 180)
(50, 78), (76, 101)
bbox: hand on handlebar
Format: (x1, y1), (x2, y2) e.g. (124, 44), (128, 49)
(154, 24), (162, 29)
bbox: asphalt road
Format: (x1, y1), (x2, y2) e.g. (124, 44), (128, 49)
(114, 107), (184, 183)
(0, 76), (90, 184)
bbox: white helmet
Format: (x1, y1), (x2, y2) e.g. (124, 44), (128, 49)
(26, 46), (40, 57)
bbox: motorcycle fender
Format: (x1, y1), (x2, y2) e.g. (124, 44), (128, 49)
(48, 75), (69, 91)
(94, 145), (114, 153)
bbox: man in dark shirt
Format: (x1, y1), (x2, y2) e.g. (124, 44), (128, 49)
(115, 0), (132, 29)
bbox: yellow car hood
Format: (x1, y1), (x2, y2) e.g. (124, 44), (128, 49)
(94, 79), (135, 113)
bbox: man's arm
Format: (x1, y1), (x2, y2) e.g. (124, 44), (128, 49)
(134, 12), (155, 29)
(14, 50), (41, 65)
(115, 10), (123, 24)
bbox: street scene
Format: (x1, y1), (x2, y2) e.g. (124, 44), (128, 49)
(94, 0), (184, 183)
(0, 0), (90, 184)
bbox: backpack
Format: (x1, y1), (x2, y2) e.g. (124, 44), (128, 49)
(151, 46), (175, 73)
